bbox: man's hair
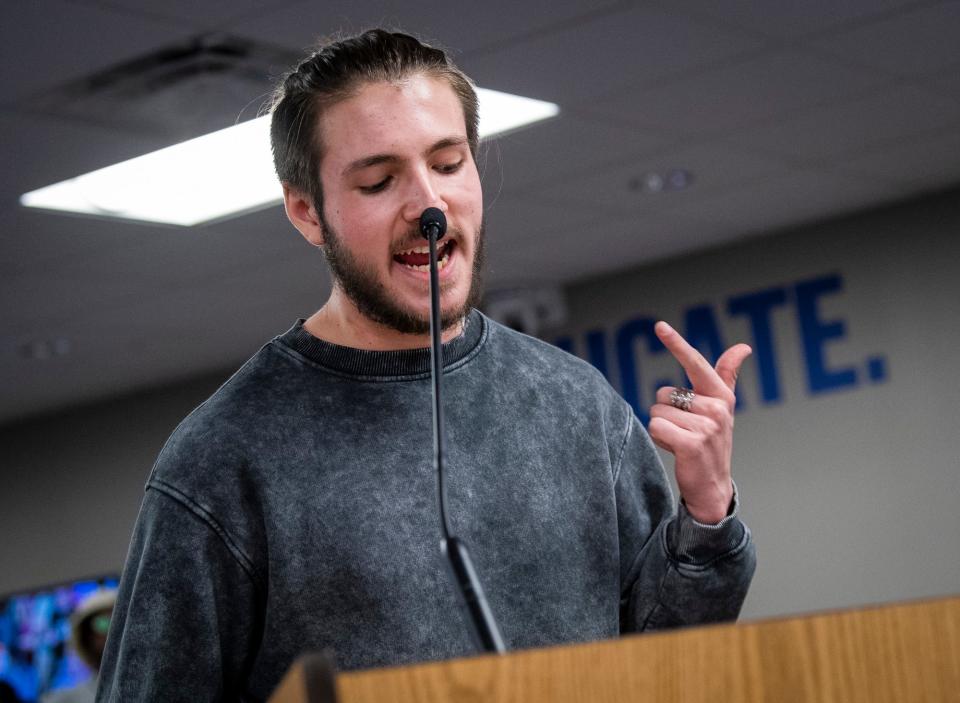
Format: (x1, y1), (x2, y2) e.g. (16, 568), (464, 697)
(269, 29), (479, 212)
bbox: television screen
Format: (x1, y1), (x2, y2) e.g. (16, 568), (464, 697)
(0, 575), (119, 703)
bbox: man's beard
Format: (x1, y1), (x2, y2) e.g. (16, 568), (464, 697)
(318, 210), (485, 336)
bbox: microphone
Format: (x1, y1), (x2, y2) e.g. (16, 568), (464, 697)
(418, 207), (506, 655)
(419, 206), (447, 242)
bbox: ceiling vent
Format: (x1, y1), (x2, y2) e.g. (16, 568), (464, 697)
(23, 33), (300, 142)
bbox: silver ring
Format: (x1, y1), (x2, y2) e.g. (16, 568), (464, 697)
(669, 387), (695, 412)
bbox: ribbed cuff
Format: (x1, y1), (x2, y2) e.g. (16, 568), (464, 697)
(667, 481), (746, 565)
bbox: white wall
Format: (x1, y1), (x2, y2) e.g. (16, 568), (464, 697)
(2, 188), (958, 622)
(551, 188), (960, 619)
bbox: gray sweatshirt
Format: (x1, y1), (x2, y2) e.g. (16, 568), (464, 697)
(97, 310), (755, 702)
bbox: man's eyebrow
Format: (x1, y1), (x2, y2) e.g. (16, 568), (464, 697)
(342, 154), (399, 177)
(425, 136), (468, 155)
(341, 137), (469, 177)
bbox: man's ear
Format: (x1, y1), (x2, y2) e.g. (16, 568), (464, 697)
(282, 183), (325, 247)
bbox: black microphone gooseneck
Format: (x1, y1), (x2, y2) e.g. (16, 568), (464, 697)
(418, 207), (506, 655)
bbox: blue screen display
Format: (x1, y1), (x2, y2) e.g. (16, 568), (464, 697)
(0, 576), (118, 702)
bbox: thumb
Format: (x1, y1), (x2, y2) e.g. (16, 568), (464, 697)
(715, 343), (752, 393)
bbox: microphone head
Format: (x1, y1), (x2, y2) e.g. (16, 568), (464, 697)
(419, 207), (447, 241)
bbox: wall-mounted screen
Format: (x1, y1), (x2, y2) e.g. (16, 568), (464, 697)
(0, 575), (119, 702)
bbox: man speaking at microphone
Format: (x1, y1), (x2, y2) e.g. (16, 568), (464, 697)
(98, 29), (755, 702)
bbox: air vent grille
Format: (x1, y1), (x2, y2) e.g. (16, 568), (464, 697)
(24, 33), (299, 141)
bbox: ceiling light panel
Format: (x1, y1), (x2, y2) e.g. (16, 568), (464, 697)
(20, 88), (559, 227)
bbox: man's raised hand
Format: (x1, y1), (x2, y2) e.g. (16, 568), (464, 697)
(647, 321), (752, 524)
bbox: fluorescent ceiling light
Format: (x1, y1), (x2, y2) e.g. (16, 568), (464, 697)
(475, 88), (559, 142)
(20, 87), (559, 227)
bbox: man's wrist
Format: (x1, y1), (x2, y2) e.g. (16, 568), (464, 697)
(668, 482), (745, 564)
(682, 483), (735, 525)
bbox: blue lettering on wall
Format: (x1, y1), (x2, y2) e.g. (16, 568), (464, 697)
(728, 287), (789, 404)
(554, 271), (888, 419)
(795, 274), (858, 394)
(866, 356), (888, 383)
(683, 304), (744, 409)
(554, 336), (574, 355)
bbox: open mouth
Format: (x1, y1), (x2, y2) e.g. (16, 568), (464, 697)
(393, 240), (455, 272)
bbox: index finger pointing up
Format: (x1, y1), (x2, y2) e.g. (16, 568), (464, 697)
(654, 321), (731, 398)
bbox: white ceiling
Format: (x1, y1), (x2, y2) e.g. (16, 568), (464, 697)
(2, 0), (959, 425)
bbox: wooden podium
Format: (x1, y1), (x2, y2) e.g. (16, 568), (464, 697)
(270, 595), (960, 702)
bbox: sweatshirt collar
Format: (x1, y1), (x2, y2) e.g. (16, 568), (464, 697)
(276, 308), (485, 378)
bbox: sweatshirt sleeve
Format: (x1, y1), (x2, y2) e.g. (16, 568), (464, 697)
(615, 413), (757, 633)
(96, 486), (263, 702)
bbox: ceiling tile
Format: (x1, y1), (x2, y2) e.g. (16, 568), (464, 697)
(810, 1), (960, 77)
(225, 0), (625, 56)
(586, 49), (892, 137)
(566, 210), (729, 281)
(0, 110), (167, 199)
(665, 0), (925, 39)
(533, 141), (791, 216)
(460, 4), (767, 107)
(481, 113), (674, 192)
(726, 85), (960, 162)
(94, 0), (300, 27)
(482, 192), (594, 245)
(494, 206), (732, 285)
(2, 206), (303, 329)
(480, 193), (602, 285)
(673, 167), (906, 237)
(836, 125), (960, 190)
(0, 0), (193, 103)
(917, 61), (960, 98)
(0, 206), (146, 282)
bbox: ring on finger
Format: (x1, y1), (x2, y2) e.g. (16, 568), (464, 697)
(669, 387), (695, 412)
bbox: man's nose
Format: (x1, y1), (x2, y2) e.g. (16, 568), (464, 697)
(402, 167), (447, 222)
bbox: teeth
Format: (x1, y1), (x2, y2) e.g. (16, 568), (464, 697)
(401, 251), (450, 272)
(397, 245), (431, 255)
(396, 241), (453, 256)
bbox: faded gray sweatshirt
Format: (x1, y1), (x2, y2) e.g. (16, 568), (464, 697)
(97, 310), (755, 702)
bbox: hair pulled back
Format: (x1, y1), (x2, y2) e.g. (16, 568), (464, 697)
(269, 29), (479, 212)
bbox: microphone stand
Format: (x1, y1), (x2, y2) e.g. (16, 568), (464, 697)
(421, 209), (506, 655)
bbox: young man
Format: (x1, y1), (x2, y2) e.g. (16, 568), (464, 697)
(97, 30), (755, 702)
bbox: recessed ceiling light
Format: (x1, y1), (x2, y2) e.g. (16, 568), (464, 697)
(19, 338), (72, 360)
(20, 88), (558, 227)
(629, 169), (694, 194)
